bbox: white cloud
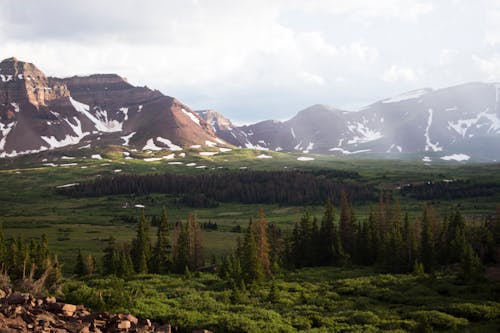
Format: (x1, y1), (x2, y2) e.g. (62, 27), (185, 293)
(439, 49), (459, 66)
(289, 0), (433, 22)
(0, 0), (495, 122)
(381, 65), (418, 82)
(472, 54), (500, 80)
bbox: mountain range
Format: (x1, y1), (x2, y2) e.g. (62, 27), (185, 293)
(1, 57), (500, 162)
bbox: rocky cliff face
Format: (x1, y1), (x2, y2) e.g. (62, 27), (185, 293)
(0, 57), (224, 157)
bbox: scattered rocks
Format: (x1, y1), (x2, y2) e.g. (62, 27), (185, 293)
(0, 292), (210, 333)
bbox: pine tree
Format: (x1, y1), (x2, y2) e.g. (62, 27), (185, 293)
(420, 205), (436, 273)
(187, 214), (203, 269)
(254, 209), (271, 276)
(132, 210), (151, 274)
(154, 207), (171, 274)
(74, 249), (85, 276)
(85, 254), (96, 275)
(460, 243), (483, 281)
(173, 222), (190, 273)
(339, 191), (356, 257)
(448, 208), (467, 264)
(241, 219), (263, 285)
(319, 199), (337, 266)
(103, 237), (119, 275)
(267, 223), (285, 273)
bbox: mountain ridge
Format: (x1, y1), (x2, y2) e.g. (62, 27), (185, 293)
(2, 57), (500, 162)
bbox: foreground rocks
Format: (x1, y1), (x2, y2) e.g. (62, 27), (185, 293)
(0, 292), (211, 333)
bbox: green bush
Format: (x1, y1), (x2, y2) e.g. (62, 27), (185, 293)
(346, 310), (380, 325)
(444, 303), (500, 321)
(410, 310), (468, 330)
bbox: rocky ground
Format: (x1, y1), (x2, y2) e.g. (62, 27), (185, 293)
(0, 291), (211, 333)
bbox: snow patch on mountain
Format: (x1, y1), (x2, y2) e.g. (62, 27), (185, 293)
(346, 122), (383, 144)
(448, 108), (500, 137)
(330, 147), (371, 155)
(120, 107), (129, 121)
(387, 144), (402, 153)
(0, 122), (16, 150)
(156, 137), (182, 151)
(200, 151), (217, 156)
(382, 89), (429, 104)
(181, 108), (201, 127)
(10, 103), (19, 113)
(440, 153), (470, 161)
(297, 156), (315, 161)
(121, 132), (136, 146)
(424, 109), (443, 152)
(70, 97), (122, 133)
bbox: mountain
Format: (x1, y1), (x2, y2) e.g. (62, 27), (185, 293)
(0, 57), (225, 157)
(213, 84), (500, 162)
(2, 56), (499, 162)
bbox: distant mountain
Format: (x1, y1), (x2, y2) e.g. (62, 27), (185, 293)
(210, 84), (500, 162)
(0, 57), (225, 157)
(1, 57), (499, 162)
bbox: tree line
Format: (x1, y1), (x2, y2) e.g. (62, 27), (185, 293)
(56, 171), (375, 206)
(74, 208), (204, 277)
(219, 193), (499, 292)
(400, 180), (500, 200)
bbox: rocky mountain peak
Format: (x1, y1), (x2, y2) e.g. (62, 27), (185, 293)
(0, 57), (70, 108)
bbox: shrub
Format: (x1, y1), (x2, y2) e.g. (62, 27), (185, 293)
(410, 310), (468, 330)
(444, 303), (500, 321)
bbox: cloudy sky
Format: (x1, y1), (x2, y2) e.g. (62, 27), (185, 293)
(1, 0), (499, 123)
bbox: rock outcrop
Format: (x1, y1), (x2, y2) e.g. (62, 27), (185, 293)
(0, 292), (187, 333)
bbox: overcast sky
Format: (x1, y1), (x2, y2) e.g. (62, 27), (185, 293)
(1, 0), (499, 124)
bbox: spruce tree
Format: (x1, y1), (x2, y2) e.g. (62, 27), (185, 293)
(339, 191), (356, 257)
(74, 249), (85, 276)
(420, 205), (436, 273)
(241, 219), (263, 285)
(132, 210), (151, 274)
(319, 199), (337, 266)
(187, 214), (203, 269)
(154, 207), (171, 274)
(85, 254), (96, 275)
(254, 209), (271, 276)
(173, 222), (190, 273)
(460, 243), (483, 281)
(103, 236), (119, 275)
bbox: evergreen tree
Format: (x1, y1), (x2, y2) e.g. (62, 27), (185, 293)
(460, 243), (483, 281)
(103, 237), (119, 275)
(383, 200), (405, 272)
(187, 214), (204, 269)
(85, 254), (97, 275)
(254, 209), (271, 276)
(154, 207), (171, 273)
(117, 244), (134, 277)
(339, 191), (356, 257)
(241, 219), (263, 285)
(173, 222), (190, 273)
(420, 205), (436, 273)
(267, 223), (285, 273)
(319, 199), (338, 266)
(447, 208), (467, 264)
(74, 249), (85, 276)
(132, 210), (151, 274)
